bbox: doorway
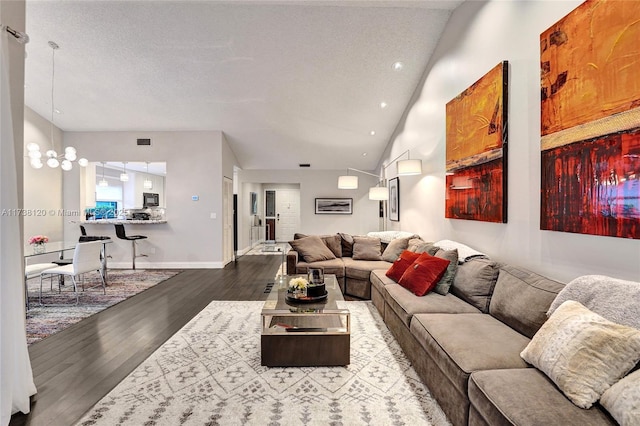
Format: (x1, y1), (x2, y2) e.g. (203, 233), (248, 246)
(264, 188), (300, 243)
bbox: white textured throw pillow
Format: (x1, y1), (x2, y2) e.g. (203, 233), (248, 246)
(601, 369), (640, 426)
(520, 300), (640, 409)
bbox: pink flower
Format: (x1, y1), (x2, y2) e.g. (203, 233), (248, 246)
(28, 235), (49, 245)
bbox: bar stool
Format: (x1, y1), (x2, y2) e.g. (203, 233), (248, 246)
(114, 224), (147, 270)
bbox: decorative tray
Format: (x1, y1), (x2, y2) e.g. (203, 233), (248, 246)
(285, 292), (328, 304)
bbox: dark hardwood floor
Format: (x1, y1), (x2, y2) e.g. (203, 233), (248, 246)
(10, 254), (282, 426)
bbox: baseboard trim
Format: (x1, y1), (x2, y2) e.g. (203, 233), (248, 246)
(107, 261), (225, 269)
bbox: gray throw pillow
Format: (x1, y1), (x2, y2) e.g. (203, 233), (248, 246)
(451, 258), (500, 313)
(352, 236), (382, 261)
(410, 240), (439, 256)
(381, 237), (410, 262)
(294, 233), (342, 258)
(407, 238), (424, 252)
(433, 248), (459, 295)
(321, 234), (342, 258)
(288, 236), (336, 263)
(339, 233), (354, 257)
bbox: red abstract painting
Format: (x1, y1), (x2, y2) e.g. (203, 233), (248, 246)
(446, 61), (508, 223)
(540, 0), (640, 239)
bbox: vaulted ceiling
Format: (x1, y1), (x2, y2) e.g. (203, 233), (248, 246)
(24, 0), (463, 170)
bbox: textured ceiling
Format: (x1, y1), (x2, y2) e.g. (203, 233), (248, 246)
(24, 0), (462, 170)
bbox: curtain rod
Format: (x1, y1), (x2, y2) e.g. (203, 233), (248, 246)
(3, 25), (30, 44)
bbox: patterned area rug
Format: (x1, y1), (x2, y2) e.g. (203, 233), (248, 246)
(76, 300), (450, 426)
(26, 269), (181, 345)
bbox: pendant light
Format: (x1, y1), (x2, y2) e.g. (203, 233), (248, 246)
(120, 162), (129, 182)
(98, 162), (108, 187)
(27, 41), (88, 170)
(143, 162), (153, 190)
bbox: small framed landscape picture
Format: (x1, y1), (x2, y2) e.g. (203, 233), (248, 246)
(389, 177), (400, 221)
(315, 198), (353, 215)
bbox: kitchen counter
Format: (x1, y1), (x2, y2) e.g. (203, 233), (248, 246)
(82, 219), (167, 224)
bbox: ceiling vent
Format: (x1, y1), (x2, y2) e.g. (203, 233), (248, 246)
(136, 138), (151, 146)
(299, 163), (311, 168)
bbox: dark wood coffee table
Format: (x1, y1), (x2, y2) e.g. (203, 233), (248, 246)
(261, 274), (350, 367)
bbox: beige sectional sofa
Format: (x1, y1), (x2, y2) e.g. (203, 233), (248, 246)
(371, 254), (638, 426)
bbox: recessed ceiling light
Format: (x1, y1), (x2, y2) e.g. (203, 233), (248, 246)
(392, 61), (404, 71)
(370, 131), (376, 136)
(54, 109), (61, 114)
(362, 152), (368, 157)
(380, 102), (388, 109)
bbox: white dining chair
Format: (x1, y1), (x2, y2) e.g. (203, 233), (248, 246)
(25, 262), (59, 310)
(39, 241), (106, 305)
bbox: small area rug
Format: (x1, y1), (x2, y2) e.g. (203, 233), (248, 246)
(76, 300), (450, 425)
(26, 269), (181, 345)
(244, 243), (290, 256)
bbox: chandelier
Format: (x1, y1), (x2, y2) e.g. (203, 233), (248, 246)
(26, 41), (87, 170)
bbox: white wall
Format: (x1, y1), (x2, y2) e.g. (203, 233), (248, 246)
(377, 0), (639, 283)
(63, 130), (233, 268)
(238, 169), (380, 252)
(23, 107), (64, 244)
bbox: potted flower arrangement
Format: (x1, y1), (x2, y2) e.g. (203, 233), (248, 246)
(288, 277), (308, 299)
(29, 235), (49, 254)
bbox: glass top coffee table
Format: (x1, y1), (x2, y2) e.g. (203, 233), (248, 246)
(261, 274), (350, 367)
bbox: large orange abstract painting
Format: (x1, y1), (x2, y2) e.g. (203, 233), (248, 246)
(446, 61), (508, 223)
(540, 0), (640, 239)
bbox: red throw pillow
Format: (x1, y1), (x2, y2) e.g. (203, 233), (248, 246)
(398, 253), (451, 296)
(386, 250), (421, 282)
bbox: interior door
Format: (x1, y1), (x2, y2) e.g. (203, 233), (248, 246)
(265, 190), (276, 242)
(223, 177), (234, 264)
(275, 189), (300, 242)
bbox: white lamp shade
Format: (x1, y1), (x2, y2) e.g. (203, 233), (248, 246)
(98, 179), (109, 187)
(26, 142), (40, 152)
(338, 175), (358, 189)
(120, 173), (129, 182)
(28, 150), (42, 159)
(30, 159), (43, 169)
(397, 159), (422, 176)
(369, 186), (389, 200)
(143, 179), (153, 189)
(46, 157), (60, 168)
(78, 158), (89, 167)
